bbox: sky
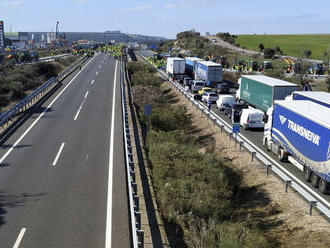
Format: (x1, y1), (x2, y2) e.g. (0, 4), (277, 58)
(1, 0), (330, 38)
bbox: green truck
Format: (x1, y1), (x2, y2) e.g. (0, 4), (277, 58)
(236, 75), (298, 112)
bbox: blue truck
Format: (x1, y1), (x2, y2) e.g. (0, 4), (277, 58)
(263, 99), (330, 194)
(287, 91), (330, 108)
(195, 61), (222, 86)
(185, 57), (202, 78)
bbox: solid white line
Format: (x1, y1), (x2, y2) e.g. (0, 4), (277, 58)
(52, 142), (65, 166)
(0, 55), (97, 165)
(90, 79), (95, 85)
(96, 71), (99, 75)
(13, 228), (26, 248)
(84, 91), (89, 99)
(74, 109), (81, 121)
(100, 65), (102, 68)
(105, 60), (118, 248)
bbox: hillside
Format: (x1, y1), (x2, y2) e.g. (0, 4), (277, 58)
(236, 34), (330, 59)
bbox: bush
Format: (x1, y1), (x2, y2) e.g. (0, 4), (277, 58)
(264, 48), (275, 59)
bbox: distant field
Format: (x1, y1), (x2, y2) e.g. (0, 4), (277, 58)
(236, 34), (330, 59)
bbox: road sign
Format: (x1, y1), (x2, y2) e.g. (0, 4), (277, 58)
(232, 123), (240, 134)
(144, 104), (152, 116)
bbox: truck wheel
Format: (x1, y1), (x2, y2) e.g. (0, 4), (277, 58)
(277, 148), (284, 162)
(319, 179), (328, 194)
(264, 139), (270, 151)
(311, 173), (320, 188)
(304, 167), (311, 182)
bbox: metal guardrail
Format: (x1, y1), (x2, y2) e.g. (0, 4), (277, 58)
(137, 51), (330, 219)
(120, 58), (144, 247)
(0, 55), (88, 131)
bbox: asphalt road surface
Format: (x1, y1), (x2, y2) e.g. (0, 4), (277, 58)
(0, 53), (130, 248)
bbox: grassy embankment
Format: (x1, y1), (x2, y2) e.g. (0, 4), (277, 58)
(236, 34), (330, 60)
(128, 61), (277, 248)
(0, 56), (78, 112)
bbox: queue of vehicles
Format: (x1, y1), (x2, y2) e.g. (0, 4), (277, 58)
(165, 55), (330, 195)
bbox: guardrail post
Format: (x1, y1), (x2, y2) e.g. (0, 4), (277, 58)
(239, 141), (244, 151)
(135, 211), (141, 230)
(229, 132), (232, 141)
(220, 125), (224, 133)
(266, 164), (272, 176)
(285, 180), (291, 193)
(251, 151), (256, 162)
(134, 194), (139, 212)
(132, 182), (137, 195)
(309, 201), (317, 216)
(130, 170), (136, 182)
(137, 230), (144, 248)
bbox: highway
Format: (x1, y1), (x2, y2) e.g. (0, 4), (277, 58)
(0, 53), (130, 247)
(137, 50), (330, 216)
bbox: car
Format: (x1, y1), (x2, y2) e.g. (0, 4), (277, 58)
(183, 76), (192, 86)
(224, 102), (248, 120)
(240, 108), (265, 130)
(178, 75), (188, 84)
(216, 83), (230, 94)
(191, 80), (206, 93)
(201, 92), (218, 103)
(216, 95), (235, 111)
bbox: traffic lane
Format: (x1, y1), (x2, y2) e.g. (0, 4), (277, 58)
(0, 55), (97, 161)
(207, 102), (330, 202)
(19, 57), (118, 248)
(0, 54), (105, 246)
(0, 54), (102, 186)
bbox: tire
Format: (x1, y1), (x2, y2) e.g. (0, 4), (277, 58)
(319, 178), (328, 195)
(277, 148), (284, 162)
(264, 138), (270, 152)
(311, 173), (320, 188)
(304, 167), (311, 182)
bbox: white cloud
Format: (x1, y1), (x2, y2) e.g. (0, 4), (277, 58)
(0, 0), (23, 7)
(164, 1), (193, 9)
(73, 0), (91, 4)
(135, 5), (153, 11)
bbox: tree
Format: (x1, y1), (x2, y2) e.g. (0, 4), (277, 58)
(258, 43), (264, 52)
(264, 48), (275, 59)
(304, 49), (312, 58)
(275, 46), (283, 55)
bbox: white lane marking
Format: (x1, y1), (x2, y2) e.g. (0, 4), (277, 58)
(85, 154), (89, 162)
(96, 71), (99, 76)
(74, 91), (89, 121)
(0, 56), (97, 165)
(99, 65), (102, 69)
(74, 110), (81, 121)
(90, 79), (95, 85)
(13, 228), (26, 248)
(52, 142), (65, 166)
(105, 60), (118, 248)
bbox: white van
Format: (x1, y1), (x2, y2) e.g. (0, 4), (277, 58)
(216, 95), (235, 111)
(240, 108), (264, 130)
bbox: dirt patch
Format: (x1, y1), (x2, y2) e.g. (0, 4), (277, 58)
(165, 81), (330, 247)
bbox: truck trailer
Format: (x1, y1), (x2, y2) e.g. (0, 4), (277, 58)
(288, 91), (330, 108)
(195, 61), (222, 86)
(236, 75), (298, 112)
(185, 57), (202, 78)
(263, 100), (330, 194)
(166, 57), (185, 80)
